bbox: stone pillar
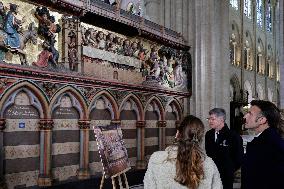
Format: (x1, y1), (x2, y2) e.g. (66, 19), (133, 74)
(78, 120), (91, 179)
(278, 0), (284, 108)
(136, 120), (146, 169)
(190, 0), (230, 124)
(157, 120), (166, 150)
(38, 119), (53, 187)
(0, 119), (6, 188)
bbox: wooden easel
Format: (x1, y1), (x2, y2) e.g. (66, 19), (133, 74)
(99, 167), (131, 189)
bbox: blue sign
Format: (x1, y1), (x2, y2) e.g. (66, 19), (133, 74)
(19, 122), (25, 128)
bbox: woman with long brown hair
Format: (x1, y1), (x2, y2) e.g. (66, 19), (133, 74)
(144, 115), (222, 189)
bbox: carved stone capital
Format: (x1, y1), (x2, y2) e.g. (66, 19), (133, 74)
(39, 119), (54, 130)
(0, 119), (6, 131)
(156, 120), (166, 128)
(78, 120), (91, 129)
(136, 120), (146, 128)
(111, 119), (121, 125)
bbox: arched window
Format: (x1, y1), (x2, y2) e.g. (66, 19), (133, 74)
(244, 0), (252, 18)
(230, 33), (237, 65)
(266, 0), (272, 32)
(230, 0), (238, 10)
(257, 0), (263, 27)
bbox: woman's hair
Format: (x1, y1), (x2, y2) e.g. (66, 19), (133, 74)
(174, 115), (205, 189)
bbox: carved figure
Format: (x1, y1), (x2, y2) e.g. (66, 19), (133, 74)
(32, 41), (54, 68)
(97, 31), (106, 50)
(4, 3), (21, 49)
(114, 37), (123, 55)
(123, 39), (133, 56)
(34, 6), (61, 67)
(68, 32), (78, 71)
(82, 28), (97, 47)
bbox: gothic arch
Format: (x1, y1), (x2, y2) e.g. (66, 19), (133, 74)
(0, 81), (48, 118)
(165, 98), (183, 121)
(144, 96), (165, 121)
(119, 93), (143, 121)
(244, 80), (253, 102)
(230, 20), (240, 43)
(49, 86), (88, 119)
(230, 74), (241, 101)
(89, 90), (119, 120)
(256, 84), (264, 100)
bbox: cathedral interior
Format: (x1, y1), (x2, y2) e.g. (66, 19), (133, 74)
(0, 0), (283, 188)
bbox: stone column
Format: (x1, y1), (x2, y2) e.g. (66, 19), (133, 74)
(38, 119), (53, 187)
(0, 119), (6, 188)
(278, 0), (284, 108)
(78, 120), (91, 179)
(157, 120), (166, 150)
(136, 120), (146, 169)
(190, 0), (230, 124)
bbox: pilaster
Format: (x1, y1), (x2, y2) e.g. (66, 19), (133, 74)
(136, 120), (146, 169)
(78, 119), (91, 180)
(157, 120), (166, 150)
(38, 119), (53, 187)
(0, 119), (6, 189)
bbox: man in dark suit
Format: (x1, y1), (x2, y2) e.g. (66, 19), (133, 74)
(242, 100), (284, 189)
(205, 108), (243, 189)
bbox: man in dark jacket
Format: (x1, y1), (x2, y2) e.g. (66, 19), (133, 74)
(242, 100), (284, 189)
(205, 108), (244, 189)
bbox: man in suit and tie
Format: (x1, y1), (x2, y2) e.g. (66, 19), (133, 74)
(205, 108), (244, 189)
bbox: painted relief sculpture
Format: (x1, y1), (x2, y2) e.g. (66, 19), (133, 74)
(0, 2), (37, 65)
(33, 6), (61, 68)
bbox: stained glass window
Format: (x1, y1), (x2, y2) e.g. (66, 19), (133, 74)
(257, 0), (263, 27)
(244, 0), (251, 18)
(230, 0), (238, 10)
(266, 0), (272, 32)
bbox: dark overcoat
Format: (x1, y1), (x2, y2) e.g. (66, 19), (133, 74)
(241, 127), (284, 189)
(205, 124), (244, 189)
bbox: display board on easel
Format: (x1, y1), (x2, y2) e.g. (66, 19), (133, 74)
(93, 124), (130, 189)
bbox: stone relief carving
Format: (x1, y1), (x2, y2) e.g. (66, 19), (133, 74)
(0, 1), (190, 92)
(0, 2), (37, 65)
(33, 6), (61, 68)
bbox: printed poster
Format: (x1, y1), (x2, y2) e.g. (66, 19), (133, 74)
(93, 124), (130, 178)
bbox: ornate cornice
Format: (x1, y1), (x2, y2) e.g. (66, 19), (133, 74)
(0, 64), (191, 98)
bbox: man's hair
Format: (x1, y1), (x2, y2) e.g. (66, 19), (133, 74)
(250, 100), (280, 127)
(209, 108), (226, 121)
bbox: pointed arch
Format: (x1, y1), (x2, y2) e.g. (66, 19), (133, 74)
(230, 74), (241, 101)
(256, 84), (264, 100)
(0, 80), (48, 118)
(144, 96), (165, 121)
(49, 86), (88, 119)
(119, 93), (143, 121)
(89, 90), (119, 120)
(165, 98), (183, 121)
(244, 80), (253, 103)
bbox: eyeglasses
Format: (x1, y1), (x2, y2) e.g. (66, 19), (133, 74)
(206, 117), (217, 121)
